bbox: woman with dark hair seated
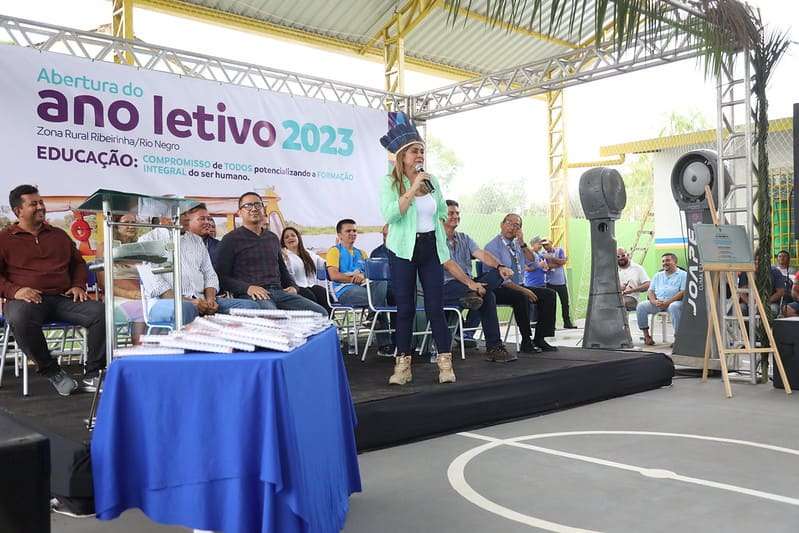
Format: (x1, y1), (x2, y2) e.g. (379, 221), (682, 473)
(280, 226), (331, 314)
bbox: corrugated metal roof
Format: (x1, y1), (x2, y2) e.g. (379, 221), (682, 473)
(600, 117), (793, 156)
(222, 0), (397, 43)
(161, 0), (612, 78)
(406, 8), (583, 74)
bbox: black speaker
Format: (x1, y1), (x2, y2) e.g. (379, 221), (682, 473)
(0, 413), (51, 533)
(773, 319), (799, 390)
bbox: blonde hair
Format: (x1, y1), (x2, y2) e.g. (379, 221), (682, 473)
(391, 145), (410, 195)
(391, 143), (430, 196)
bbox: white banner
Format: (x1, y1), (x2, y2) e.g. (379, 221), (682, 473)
(0, 45), (388, 248)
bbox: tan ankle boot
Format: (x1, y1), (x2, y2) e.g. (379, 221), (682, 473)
(436, 352), (456, 383)
(388, 354), (413, 385)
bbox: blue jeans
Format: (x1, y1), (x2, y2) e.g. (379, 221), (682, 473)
(338, 282), (391, 346)
(148, 298), (262, 328)
(637, 300), (683, 333)
(445, 269), (502, 348)
(253, 287), (327, 315)
(148, 300), (199, 327)
(216, 298), (263, 313)
(389, 233), (450, 354)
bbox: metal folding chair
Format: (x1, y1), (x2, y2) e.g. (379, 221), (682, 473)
(475, 261), (538, 349)
(363, 258), (466, 361)
(139, 284), (175, 334)
(0, 310), (87, 397)
(316, 265), (364, 355)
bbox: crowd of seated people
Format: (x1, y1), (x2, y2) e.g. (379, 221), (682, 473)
(138, 203), (263, 325)
(30, 180), (799, 396)
(0, 182), (587, 398)
(616, 247), (799, 343)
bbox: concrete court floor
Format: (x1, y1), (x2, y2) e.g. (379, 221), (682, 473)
(53, 375), (799, 533)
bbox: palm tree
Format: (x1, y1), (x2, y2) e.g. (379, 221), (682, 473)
(445, 0), (789, 330)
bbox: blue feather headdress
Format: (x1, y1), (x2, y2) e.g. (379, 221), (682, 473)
(379, 112), (424, 154)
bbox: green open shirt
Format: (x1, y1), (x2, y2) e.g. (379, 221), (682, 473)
(379, 173), (451, 264)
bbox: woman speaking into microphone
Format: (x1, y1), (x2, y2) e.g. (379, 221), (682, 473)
(379, 113), (455, 385)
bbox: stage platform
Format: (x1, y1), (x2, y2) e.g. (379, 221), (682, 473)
(349, 348), (674, 451)
(0, 345), (673, 514)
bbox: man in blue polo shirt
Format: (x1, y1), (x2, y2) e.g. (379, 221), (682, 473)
(541, 237), (576, 328)
(636, 252), (687, 345)
(441, 200), (516, 362)
(524, 236), (548, 288)
(484, 213), (558, 352)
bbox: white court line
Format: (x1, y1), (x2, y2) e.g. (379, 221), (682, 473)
(448, 430), (799, 532)
(459, 431), (799, 507)
(448, 437), (600, 533)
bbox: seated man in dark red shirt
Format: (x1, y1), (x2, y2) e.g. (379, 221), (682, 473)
(0, 185), (106, 396)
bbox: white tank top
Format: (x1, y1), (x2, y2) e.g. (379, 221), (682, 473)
(415, 193), (436, 232)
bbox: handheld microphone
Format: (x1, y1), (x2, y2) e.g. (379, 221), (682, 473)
(414, 163), (434, 192)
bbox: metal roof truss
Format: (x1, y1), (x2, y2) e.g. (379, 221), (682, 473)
(1, 1), (707, 119)
(411, 26), (702, 120)
(0, 14), (406, 112)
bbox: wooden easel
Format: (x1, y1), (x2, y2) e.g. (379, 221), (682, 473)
(701, 186), (792, 398)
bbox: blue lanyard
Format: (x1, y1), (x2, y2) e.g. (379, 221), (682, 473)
(503, 239), (521, 276)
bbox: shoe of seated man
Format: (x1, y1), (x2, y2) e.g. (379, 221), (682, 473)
(534, 339), (558, 352)
(49, 369), (79, 397)
(519, 338), (542, 354)
(484, 343), (517, 363)
(80, 375), (102, 393)
(377, 344), (396, 357)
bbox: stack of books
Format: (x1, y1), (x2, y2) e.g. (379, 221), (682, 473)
(120, 310), (332, 354)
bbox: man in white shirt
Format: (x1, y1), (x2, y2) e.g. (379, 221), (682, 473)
(185, 203), (221, 264)
(617, 248), (650, 311)
(138, 205), (260, 326)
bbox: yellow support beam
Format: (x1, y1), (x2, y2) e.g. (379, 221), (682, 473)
(112, 0), (135, 65)
(361, 0), (439, 55)
(546, 87), (569, 253)
(384, 35), (407, 95)
(383, 37), (405, 94)
(368, 0), (439, 95)
(133, 0), (479, 85)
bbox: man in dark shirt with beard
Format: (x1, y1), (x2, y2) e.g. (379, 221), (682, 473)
(213, 192), (326, 315)
(0, 184), (106, 396)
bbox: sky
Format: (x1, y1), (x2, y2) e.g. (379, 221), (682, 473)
(2, 0), (797, 201)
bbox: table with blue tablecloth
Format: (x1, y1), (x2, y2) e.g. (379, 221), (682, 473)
(91, 326), (361, 533)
